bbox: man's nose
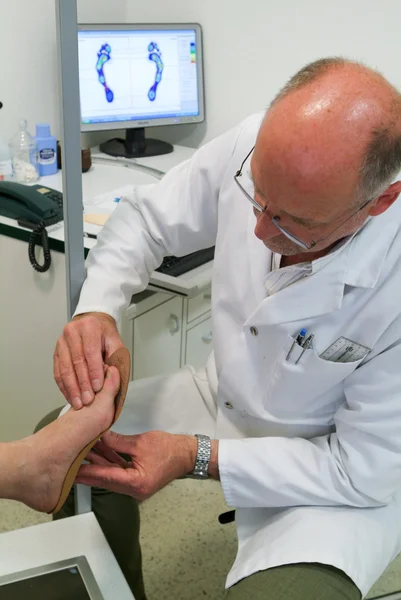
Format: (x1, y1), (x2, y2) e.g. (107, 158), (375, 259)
(253, 208), (279, 241)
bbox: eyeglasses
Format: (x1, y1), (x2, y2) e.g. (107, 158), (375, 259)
(234, 146), (374, 250)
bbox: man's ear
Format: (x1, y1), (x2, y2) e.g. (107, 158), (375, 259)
(368, 181), (401, 216)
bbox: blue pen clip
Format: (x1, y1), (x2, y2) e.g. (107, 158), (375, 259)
(286, 328), (307, 361)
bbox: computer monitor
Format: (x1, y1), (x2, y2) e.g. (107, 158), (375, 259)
(77, 23), (205, 158)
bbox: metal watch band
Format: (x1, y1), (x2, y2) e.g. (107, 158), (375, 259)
(190, 434), (211, 479)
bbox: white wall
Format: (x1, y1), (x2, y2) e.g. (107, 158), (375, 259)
(0, 0), (127, 144)
(124, 0), (401, 147)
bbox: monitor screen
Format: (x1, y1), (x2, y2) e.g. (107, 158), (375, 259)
(0, 568), (91, 600)
(0, 557), (104, 600)
(78, 24), (204, 132)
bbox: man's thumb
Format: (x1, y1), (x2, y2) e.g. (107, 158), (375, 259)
(101, 430), (134, 455)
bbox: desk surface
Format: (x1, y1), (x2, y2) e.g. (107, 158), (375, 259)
(91, 144), (196, 175)
(0, 161), (160, 250)
(0, 513), (134, 599)
(0, 145), (213, 297)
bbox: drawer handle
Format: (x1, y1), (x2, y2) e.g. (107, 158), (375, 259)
(202, 331), (213, 343)
(168, 314), (180, 335)
(203, 292), (212, 300)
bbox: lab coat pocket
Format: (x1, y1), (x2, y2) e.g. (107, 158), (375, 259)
(264, 335), (364, 420)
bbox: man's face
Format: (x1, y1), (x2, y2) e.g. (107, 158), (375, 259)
(247, 126), (368, 256)
(239, 67), (401, 256)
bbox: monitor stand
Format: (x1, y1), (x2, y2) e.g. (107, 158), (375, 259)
(99, 127), (173, 158)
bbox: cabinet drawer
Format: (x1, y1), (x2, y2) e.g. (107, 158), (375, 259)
(133, 296), (183, 380)
(185, 317), (213, 369)
(187, 289), (211, 324)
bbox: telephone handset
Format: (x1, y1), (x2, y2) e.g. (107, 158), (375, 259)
(0, 181), (64, 272)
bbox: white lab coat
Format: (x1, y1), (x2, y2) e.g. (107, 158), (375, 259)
(76, 113), (401, 596)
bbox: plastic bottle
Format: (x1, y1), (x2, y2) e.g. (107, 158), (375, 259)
(9, 119), (39, 183)
(0, 137), (12, 181)
(35, 123), (58, 176)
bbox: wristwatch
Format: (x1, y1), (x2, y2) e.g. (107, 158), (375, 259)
(186, 434), (211, 479)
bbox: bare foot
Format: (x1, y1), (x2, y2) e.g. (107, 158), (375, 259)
(12, 366), (120, 513)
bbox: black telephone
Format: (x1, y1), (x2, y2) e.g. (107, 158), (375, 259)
(0, 181), (63, 272)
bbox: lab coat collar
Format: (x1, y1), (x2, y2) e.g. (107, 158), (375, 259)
(344, 208), (400, 288)
(245, 202), (401, 326)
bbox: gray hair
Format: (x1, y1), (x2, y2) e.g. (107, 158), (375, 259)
(270, 57), (401, 203)
(359, 120), (401, 202)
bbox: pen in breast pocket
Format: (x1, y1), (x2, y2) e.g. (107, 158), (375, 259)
(286, 328), (307, 361)
(295, 334), (315, 364)
(296, 329), (307, 346)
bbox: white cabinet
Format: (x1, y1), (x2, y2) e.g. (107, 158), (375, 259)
(121, 287), (212, 381)
(132, 296), (183, 380)
(186, 290), (212, 323)
(184, 317), (213, 367)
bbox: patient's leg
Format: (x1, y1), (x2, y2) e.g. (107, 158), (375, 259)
(0, 366), (122, 513)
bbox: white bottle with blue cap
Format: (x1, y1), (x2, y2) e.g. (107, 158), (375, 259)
(36, 123), (58, 176)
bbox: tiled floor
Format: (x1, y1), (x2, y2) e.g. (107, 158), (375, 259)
(0, 481), (401, 599)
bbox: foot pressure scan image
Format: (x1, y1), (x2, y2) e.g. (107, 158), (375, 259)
(96, 39), (164, 104)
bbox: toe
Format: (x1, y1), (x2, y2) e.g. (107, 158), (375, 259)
(102, 365), (120, 396)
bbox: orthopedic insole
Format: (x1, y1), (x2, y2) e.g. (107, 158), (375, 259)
(49, 347), (131, 514)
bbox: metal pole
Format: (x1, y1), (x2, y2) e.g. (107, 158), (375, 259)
(55, 0), (92, 514)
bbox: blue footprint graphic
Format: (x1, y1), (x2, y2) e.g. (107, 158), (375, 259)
(96, 43), (114, 103)
(147, 42), (163, 101)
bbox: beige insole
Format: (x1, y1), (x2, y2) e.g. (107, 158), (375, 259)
(49, 347), (131, 514)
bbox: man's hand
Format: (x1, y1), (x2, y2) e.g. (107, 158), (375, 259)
(75, 431), (220, 500)
(54, 312), (124, 410)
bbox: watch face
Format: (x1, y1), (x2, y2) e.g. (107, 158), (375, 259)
(186, 471), (208, 480)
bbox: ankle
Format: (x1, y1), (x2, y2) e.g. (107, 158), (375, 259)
(0, 440), (30, 502)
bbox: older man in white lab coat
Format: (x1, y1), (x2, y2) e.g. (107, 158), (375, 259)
(50, 57), (401, 599)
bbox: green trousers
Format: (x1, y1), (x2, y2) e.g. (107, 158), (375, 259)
(224, 563), (361, 599)
(35, 408), (361, 600)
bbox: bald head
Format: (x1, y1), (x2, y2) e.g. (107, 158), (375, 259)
(262, 58), (401, 205)
(250, 59), (401, 257)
